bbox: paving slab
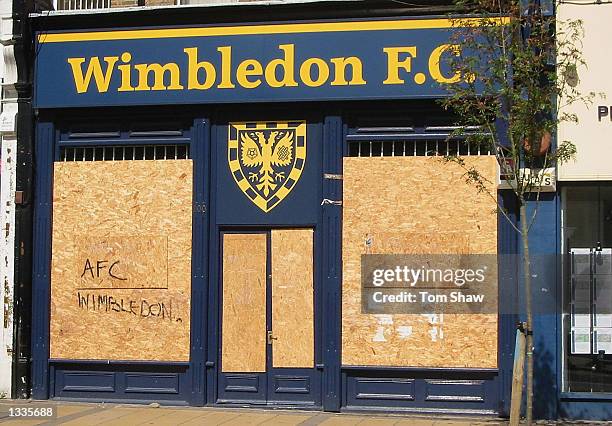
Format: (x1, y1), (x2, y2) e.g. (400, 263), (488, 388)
(97, 407), (170, 426)
(260, 414), (313, 425)
(395, 419), (437, 426)
(59, 407), (135, 426)
(317, 415), (367, 426)
(220, 412), (279, 425)
(54, 406), (91, 419)
(1, 420), (48, 426)
(177, 409), (242, 426)
(357, 417), (400, 426)
(135, 408), (205, 426)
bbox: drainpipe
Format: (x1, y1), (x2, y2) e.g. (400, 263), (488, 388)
(9, 0), (34, 399)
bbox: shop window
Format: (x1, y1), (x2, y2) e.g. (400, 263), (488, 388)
(562, 185), (612, 393)
(342, 122), (498, 368)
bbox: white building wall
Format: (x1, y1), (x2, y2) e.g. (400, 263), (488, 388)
(0, 0), (16, 399)
(557, 4), (612, 180)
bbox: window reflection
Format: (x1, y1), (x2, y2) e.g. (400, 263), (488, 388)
(563, 185), (612, 393)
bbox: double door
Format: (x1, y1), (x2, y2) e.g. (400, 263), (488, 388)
(217, 229), (320, 405)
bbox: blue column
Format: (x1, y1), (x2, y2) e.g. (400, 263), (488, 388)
(31, 122), (54, 399)
(190, 118), (209, 406)
(525, 193), (560, 419)
(321, 116), (343, 411)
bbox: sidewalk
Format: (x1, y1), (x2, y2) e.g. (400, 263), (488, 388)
(0, 400), (507, 426)
(0, 400), (605, 425)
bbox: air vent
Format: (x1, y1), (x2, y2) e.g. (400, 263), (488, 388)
(347, 139), (492, 157)
(59, 144), (190, 162)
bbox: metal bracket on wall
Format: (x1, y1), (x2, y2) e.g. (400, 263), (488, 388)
(193, 202), (207, 213)
(14, 190), (25, 205)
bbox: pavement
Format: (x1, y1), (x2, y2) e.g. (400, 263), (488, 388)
(0, 400), (606, 425)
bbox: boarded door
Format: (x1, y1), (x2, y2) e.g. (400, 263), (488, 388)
(219, 229), (317, 404)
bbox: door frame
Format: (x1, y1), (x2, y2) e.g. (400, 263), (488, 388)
(205, 110), (342, 409)
(215, 228), (320, 406)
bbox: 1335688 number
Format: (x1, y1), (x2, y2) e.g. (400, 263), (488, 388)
(8, 406), (55, 418)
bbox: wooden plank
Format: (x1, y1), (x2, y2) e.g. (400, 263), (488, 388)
(222, 233), (267, 372)
(50, 160), (192, 362)
(342, 156), (498, 368)
(271, 229), (314, 368)
(509, 328), (527, 426)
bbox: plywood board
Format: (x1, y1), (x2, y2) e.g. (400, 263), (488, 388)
(75, 236), (168, 289)
(271, 229), (314, 368)
(222, 233), (267, 372)
(342, 156), (498, 368)
(50, 160), (192, 361)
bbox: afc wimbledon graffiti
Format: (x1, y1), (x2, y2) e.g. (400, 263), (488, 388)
(76, 292), (181, 322)
(75, 236), (168, 289)
(34, 18), (503, 107)
(73, 236), (177, 322)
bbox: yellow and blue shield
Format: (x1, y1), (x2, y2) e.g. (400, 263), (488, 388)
(228, 121), (307, 213)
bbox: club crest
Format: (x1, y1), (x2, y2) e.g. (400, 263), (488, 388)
(228, 121), (307, 212)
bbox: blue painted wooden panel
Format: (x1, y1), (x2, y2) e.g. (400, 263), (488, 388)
(125, 373), (180, 394)
(53, 363), (190, 403)
(344, 370), (499, 413)
(559, 394), (612, 420)
(217, 373), (267, 404)
(223, 375), (261, 393)
(353, 378), (415, 401)
(268, 368), (318, 405)
(424, 379), (485, 402)
(62, 372), (116, 393)
(273, 376), (310, 394)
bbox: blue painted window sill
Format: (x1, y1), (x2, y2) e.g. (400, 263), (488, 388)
(560, 392), (612, 402)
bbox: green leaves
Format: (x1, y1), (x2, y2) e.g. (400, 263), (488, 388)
(439, 0), (591, 202)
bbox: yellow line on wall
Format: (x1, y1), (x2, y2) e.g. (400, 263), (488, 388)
(38, 17), (509, 43)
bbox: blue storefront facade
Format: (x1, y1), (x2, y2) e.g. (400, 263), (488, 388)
(23, 4), (611, 421)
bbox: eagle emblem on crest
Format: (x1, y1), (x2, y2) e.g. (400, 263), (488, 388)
(228, 121), (307, 212)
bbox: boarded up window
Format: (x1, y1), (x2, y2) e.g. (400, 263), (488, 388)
(50, 159), (192, 361)
(342, 156), (498, 368)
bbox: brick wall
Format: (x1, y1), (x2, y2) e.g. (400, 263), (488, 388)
(111, 0), (138, 7)
(144, 0), (176, 6)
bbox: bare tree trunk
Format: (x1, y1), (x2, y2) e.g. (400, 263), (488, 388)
(519, 202), (534, 425)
